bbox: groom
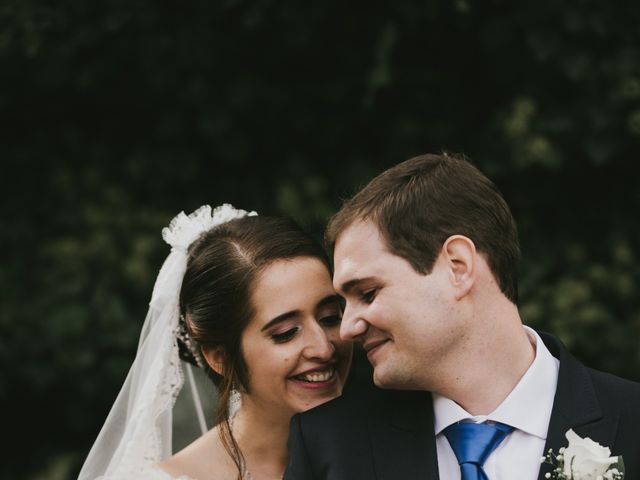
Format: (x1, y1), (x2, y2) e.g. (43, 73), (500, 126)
(284, 154), (640, 479)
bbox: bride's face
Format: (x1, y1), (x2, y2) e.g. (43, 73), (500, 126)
(240, 257), (352, 417)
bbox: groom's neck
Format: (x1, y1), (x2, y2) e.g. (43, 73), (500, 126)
(435, 301), (535, 416)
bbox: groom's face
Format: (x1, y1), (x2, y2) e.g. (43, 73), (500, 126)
(333, 220), (462, 390)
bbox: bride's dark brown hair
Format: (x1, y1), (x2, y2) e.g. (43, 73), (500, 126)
(178, 215), (330, 480)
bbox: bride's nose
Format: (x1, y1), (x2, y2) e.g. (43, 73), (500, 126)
(302, 322), (335, 360)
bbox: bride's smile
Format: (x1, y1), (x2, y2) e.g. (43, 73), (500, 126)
(290, 364), (336, 383)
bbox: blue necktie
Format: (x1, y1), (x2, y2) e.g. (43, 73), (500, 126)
(443, 422), (514, 480)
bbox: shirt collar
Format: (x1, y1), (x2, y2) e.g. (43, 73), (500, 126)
(433, 326), (559, 439)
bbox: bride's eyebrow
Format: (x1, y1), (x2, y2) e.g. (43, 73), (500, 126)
(260, 310), (301, 332)
(315, 294), (342, 312)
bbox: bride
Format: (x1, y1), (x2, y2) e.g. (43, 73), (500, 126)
(79, 204), (353, 480)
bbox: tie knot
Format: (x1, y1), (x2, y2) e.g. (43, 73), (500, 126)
(444, 422), (514, 467)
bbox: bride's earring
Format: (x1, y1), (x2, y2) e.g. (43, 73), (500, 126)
(228, 383), (242, 418)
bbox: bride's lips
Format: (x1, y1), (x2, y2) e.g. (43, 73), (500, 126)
(363, 339), (389, 361)
(288, 364), (339, 390)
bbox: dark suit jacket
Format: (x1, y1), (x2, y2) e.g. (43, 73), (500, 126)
(284, 332), (640, 479)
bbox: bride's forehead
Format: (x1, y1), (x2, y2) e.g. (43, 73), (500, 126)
(249, 258), (332, 310)
(254, 257), (330, 286)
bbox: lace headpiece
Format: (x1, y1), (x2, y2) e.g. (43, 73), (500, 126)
(162, 205), (258, 368)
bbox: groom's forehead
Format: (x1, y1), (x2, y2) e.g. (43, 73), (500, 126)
(332, 221), (397, 291)
(334, 220), (386, 256)
(333, 223), (381, 269)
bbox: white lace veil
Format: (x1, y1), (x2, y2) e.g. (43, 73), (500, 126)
(78, 204), (257, 480)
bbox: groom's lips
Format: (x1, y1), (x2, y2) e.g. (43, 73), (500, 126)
(363, 339), (389, 360)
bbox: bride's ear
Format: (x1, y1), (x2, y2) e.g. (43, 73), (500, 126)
(202, 346), (226, 376)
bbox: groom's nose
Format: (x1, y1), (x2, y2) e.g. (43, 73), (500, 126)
(340, 302), (368, 341)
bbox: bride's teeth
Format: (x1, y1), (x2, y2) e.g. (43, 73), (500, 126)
(297, 367), (334, 382)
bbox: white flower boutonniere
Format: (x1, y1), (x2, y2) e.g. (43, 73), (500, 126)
(541, 429), (625, 479)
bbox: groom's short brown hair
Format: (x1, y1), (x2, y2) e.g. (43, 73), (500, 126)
(326, 153), (520, 303)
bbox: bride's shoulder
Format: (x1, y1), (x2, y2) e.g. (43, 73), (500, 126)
(156, 427), (235, 480)
(139, 466), (194, 480)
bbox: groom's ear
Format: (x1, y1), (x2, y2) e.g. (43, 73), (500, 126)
(202, 346), (226, 376)
(442, 235), (476, 300)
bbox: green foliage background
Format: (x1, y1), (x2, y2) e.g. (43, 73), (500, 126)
(2, 1), (640, 478)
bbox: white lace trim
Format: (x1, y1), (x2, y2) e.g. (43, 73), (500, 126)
(162, 204), (257, 252)
(94, 318), (185, 479)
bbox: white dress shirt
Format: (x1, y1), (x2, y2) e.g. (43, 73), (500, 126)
(433, 326), (559, 480)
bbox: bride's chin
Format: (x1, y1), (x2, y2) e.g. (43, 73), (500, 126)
(285, 373), (346, 411)
(294, 397), (334, 413)
(299, 390), (342, 409)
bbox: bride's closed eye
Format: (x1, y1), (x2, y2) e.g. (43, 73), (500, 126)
(316, 298), (342, 328)
(270, 327), (299, 343)
(319, 313), (342, 327)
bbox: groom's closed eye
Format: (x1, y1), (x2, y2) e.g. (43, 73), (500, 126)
(360, 289), (377, 304)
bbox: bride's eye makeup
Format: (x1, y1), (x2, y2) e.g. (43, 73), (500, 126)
(316, 296), (343, 328)
(319, 313), (342, 327)
(263, 294), (343, 343)
(270, 326), (299, 343)
(261, 310), (300, 343)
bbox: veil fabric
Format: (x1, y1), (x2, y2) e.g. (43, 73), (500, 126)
(79, 205), (256, 480)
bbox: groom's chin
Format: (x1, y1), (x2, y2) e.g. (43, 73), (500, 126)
(371, 366), (394, 389)
(371, 365), (416, 390)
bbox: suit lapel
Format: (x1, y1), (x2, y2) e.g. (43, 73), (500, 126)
(368, 390), (439, 480)
(537, 332), (619, 480)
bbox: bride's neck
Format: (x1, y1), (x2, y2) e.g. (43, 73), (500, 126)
(231, 400), (290, 478)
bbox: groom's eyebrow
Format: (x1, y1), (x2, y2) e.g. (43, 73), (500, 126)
(339, 277), (371, 295)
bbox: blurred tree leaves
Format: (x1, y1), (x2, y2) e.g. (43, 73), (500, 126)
(1, 0), (640, 478)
